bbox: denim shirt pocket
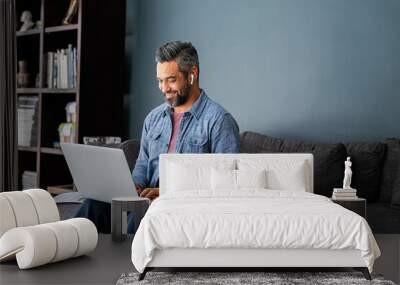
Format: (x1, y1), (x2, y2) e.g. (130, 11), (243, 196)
(146, 129), (163, 158)
(185, 136), (209, 153)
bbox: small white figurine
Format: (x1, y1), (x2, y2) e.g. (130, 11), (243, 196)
(343, 157), (353, 189)
(19, 11), (34, 32)
(35, 20), (42, 29)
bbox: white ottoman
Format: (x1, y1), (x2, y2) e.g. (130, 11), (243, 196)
(0, 189), (98, 269)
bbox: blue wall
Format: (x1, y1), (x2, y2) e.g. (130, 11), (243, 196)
(125, 0), (400, 141)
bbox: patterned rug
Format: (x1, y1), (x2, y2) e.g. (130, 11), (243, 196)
(116, 271), (396, 285)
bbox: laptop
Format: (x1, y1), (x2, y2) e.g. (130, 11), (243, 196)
(61, 143), (143, 203)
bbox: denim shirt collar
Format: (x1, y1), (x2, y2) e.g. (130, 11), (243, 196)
(162, 89), (208, 120)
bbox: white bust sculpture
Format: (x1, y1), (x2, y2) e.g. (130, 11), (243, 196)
(343, 156), (353, 189)
(19, 11), (34, 32)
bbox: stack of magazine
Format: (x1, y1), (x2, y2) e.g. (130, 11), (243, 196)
(45, 44), (77, 89)
(332, 188), (358, 200)
(22, 171), (37, 189)
(18, 96), (39, 147)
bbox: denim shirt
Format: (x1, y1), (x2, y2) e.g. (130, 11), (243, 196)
(132, 90), (240, 188)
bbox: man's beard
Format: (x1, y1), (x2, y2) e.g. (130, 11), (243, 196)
(165, 83), (191, 107)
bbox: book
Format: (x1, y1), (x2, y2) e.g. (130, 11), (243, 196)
(57, 49), (62, 88)
(332, 192), (357, 197)
(333, 188), (357, 193)
(47, 52), (53, 88)
(53, 52), (58, 88)
(68, 44), (73, 88)
(58, 49), (62, 88)
(73, 47), (77, 88)
(332, 195), (359, 200)
(62, 49), (68, 88)
(22, 171), (37, 189)
(59, 50), (64, 88)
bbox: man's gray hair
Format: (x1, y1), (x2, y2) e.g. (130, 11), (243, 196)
(155, 41), (199, 76)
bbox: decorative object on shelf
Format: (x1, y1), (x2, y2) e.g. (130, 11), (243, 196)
(19, 10), (34, 32)
(83, 136), (121, 145)
(62, 0), (79, 25)
(65, 102), (76, 123)
(35, 20), (42, 29)
(55, 102), (78, 146)
(35, 73), (40, 88)
(17, 60), (30, 87)
(332, 157), (358, 200)
(343, 156), (353, 189)
(58, 123), (76, 143)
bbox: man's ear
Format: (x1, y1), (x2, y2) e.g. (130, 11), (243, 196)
(189, 66), (199, 84)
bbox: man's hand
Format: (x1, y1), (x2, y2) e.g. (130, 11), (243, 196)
(140, 188), (159, 201)
(135, 186), (143, 196)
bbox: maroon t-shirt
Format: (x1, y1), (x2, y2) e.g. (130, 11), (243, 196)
(167, 112), (184, 153)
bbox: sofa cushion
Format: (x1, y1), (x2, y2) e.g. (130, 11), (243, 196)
(366, 202), (400, 234)
(344, 142), (386, 202)
(240, 132), (282, 153)
(379, 139), (400, 202)
(240, 132), (346, 197)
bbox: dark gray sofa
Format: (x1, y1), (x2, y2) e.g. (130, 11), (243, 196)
(70, 133), (399, 234)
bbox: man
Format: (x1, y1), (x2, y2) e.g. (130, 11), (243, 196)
(134, 41), (240, 201)
(74, 41), (240, 232)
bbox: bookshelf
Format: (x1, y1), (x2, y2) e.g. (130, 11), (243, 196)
(16, 0), (125, 192)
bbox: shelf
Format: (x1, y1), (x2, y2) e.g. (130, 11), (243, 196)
(42, 88), (77, 93)
(45, 24), (78, 33)
(16, 88), (41, 93)
(18, 146), (37, 152)
(17, 88), (77, 93)
(41, 147), (63, 155)
(17, 29), (41, 37)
